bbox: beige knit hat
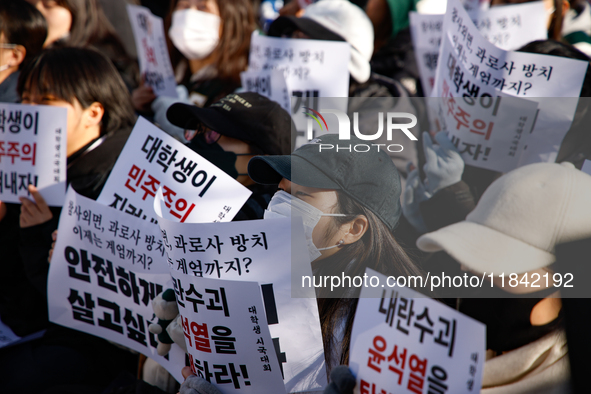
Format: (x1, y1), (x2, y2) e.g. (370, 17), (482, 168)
(417, 162), (591, 274)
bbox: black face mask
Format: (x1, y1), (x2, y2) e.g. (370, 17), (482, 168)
(188, 134), (249, 179)
(458, 284), (562, 353)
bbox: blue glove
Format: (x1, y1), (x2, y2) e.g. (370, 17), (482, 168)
(422, 131), (464, 194)
(402, 162), (431, 234)
(180, 374), (223, 394)
(323, 365), (356, 394)
(151, 85), (192, 143)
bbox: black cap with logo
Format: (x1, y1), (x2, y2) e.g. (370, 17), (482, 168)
(248, 134), (402, 230)
(166, 92), (292, 156)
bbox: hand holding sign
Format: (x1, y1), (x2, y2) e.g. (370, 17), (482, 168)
(422, 132), (465, 194)
(19, 184), (53, 228)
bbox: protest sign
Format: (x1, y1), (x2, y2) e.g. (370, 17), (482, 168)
(0, 103), (67, 206)
(241, 69), (291, 114)
(434, 93), (539, 172)
(127, 5), (177, 98)
(410, 2), (547, 96)
(48, 188), (185, 381)
(349, 269), (486, 394)
(431, 0), (587, 170)
(170, 271), (286, 393)
(248, 32), (350, 146)
(155, 193), (325, 393)
(410, 13), (443, 97)
(97, 117), (252, 224)
(474, 2), (547, 50)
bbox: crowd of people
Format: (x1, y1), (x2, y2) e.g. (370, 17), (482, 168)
(1, 0), (591, 393)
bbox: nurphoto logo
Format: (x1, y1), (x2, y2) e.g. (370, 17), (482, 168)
(304, 108), (418, 153)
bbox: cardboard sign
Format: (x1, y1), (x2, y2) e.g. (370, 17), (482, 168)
(127, 5), (178, 98)
(97, 117), (252, 224)
(0, 103), (67, 206)
(410, 2), (547, 96)
(155, 193), (325, 393)
(432, 0), (587, 168)
(48, 188), (185, 382)
(349, 269), (486, 394)
(248, 32), (351, 146)
(170, 271), (286, 393)
(241, 69), (291, 114)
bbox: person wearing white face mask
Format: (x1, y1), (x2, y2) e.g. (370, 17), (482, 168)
(248, 133), (424, 374)
(132, 0), (256, 131)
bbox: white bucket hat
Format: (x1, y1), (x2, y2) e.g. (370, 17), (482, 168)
(417, 162), (591, 274)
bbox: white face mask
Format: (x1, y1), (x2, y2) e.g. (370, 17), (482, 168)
(264, 191), (350, 262)
(168, 9), (221, 60)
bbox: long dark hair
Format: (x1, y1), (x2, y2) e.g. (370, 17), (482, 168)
(314, 192), (423, 370)
(50, 0), (126, 52)
(18, 47), (136, 135)
(49, 0), (137, 89)
(0, 0), (47, 68)
(165, 0), (256, 84)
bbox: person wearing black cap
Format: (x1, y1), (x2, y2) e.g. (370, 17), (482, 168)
(166, 91), (294, 220)
(248, 133), (423, 372)
(266, 0), (423, 181)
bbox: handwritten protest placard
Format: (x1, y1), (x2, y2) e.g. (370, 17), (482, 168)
(431, 0), (587, 169)
(349, 269), (486, 394)
(410, 2), (547, 96)
(48, 188), (185, 382)
(97, 117), (252, 224)
(127, 5), (177, 98)
(170, 271), (286, 393)
(248, 32), (350, 146)
(155, 193), (325, 393)
(0, 103), (67, 206)
(241, 69), (291, 114)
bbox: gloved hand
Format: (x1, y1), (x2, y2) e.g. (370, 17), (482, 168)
(149, 289), (179, 356)
(324, 365), (356, 394)
(180, 367), (223, 394)
(422, 131), (464, 195)
(402, 162), (431, 234)
(151, 84), (191, 143)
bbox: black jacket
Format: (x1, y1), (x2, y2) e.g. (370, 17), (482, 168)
(0, 126), (132, 336)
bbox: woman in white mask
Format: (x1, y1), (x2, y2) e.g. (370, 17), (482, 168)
(132, 0), (255, 114)
(248, 133), (424, 373)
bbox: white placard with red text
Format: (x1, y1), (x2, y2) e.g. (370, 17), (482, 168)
(170, 271), (286, 393)
(127, 4), (178, 98)
(410, 2), (547, 96)
(155, 193), (325, 393)
(432, 0), (587, 168)
(349, 269), (486, 394)
(97, 117), (252, 224)
(48, 188), (185, 382)
(0, 103), (67, 206)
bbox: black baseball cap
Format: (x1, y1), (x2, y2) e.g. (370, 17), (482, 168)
(166, 92), (293, 155)
(248, 134), (402, 230)
(268, 15), (346, 43)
